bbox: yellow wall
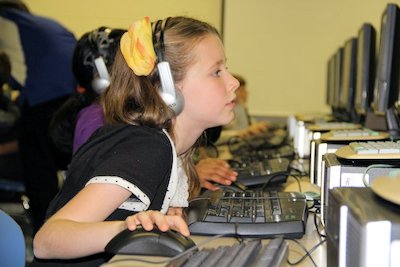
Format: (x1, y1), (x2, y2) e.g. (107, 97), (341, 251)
(26, 0), (222, 38)
(26, 0), (400, 117)
(224, 0), (400, 116)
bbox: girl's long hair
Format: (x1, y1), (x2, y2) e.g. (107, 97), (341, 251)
(101, 17), (220, 198)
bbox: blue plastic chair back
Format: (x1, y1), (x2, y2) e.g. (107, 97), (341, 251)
(0, 209), (26, 267)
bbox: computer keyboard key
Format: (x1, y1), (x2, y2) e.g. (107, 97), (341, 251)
(187, 188), (308, 238)
(232, 158), (290, 186)
(181, 250), (211, 267)
(214, 243), (245, 267)
(175, 238), (289, 267)
(321, 128), (390, 141)
(251, 238), (288, 267)
(336, 140), (400, 160)
(229, 240), (262, 267)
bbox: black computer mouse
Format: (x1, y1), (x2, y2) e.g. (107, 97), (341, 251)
(105, 226), (197, 257)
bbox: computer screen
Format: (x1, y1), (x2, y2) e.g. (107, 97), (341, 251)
(339, 37), (358, 121)
(372, 3), (400, 115)
(332, 47), (344, 112)
(354, 23), (376, 116)
(326, 54), (336, 108)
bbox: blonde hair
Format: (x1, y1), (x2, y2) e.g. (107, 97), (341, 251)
(101, 16), (220, 198)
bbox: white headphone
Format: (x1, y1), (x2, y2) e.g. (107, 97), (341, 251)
(153, 18), (184, 115)
(92, 56), (110, 94)
(88, 28), (113, 94)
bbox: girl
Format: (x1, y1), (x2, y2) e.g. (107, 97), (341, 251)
(32, 16), (239, 266)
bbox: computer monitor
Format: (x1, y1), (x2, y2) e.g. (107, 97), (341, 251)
(372, 3), (400, 115)
(354, 23), (376, 118)
(326, 54), (336, 109)
(339, 37), (357, 121)
(332, 47), (344, 116)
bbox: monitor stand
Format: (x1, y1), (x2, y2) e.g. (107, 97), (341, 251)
(365, 107), (400, 137)
(365, 111), (387, 131)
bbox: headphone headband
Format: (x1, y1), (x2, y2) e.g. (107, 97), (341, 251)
(152, 18), (171, 62)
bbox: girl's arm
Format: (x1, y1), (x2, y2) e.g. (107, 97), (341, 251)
(33, 183), (189, 259)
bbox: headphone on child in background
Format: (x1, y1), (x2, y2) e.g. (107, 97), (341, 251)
(152, 18), (184, 115)
(85, 27), (124, 94)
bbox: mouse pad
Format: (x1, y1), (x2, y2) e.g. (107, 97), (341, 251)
(371, 176), (400, 205)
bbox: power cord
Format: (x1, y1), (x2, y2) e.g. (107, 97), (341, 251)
(362, 163), (397, 187)
(286, 238), (326, 267)
(309, 209), (326, 239)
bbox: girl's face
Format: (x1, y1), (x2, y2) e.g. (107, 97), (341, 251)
(178, 34), (239, 130)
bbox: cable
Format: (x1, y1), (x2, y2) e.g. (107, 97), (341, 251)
(286, 238), (326, 267)
(287, 174), (303, 192)
(227, 136), (245, 154)
(310, 209), (326, 239)
(362, 163), (396, 187)
(289, 164), (308, 177)
(261, 172), (290, 191)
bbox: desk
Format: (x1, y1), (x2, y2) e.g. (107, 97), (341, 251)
(106, 181), (327, 267)
(106, 142), (327, 266)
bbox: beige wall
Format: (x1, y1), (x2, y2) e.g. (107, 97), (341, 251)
(26, 0), (222, 38)
(224, 0), (400, 117)
(26, 0), (400, 117)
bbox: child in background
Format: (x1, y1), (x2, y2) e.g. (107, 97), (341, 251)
(32, 16), (239, 266)
(0, 50), (23, 182)
(222, 74), (270, 138)
(0, 1), (77, 233)
(49, 27), (125, 166)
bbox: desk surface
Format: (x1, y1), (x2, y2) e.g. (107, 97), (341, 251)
(105, 179), (327, 267)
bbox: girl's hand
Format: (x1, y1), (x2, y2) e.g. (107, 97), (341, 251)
(124, 210), (190, 236)
(196, 158), (237, 191)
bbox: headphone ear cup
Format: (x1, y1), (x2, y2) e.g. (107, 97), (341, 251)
(171, 89), (184, 115)
(157, 61), (185, 116)
(91, 56), (110, 94)
(159, 89), (184, 115)
(91, 78), (110, 94)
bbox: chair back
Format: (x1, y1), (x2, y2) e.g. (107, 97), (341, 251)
(0, 209), (25, 267)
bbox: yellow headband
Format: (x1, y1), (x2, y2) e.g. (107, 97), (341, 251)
(120, 16), (156, 76)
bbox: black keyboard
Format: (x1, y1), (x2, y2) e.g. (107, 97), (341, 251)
(170, 238), (288, 267)
(186, 188), (308, 238)
(228, 158), (290, 186)
(233, 144), (295, 160)
(228, 130), (288, 154)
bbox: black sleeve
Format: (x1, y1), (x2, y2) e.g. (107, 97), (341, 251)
(91, 127), (173, 201)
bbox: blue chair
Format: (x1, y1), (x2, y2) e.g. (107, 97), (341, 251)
(0, 209), (26, 267)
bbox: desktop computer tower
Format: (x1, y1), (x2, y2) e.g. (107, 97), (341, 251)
(293, 120), (311, 158)
(310, 140), (345, 186)
(326, 187), (400, 267)
(293, 121), (322, 159)
(320, 153), (400, 225)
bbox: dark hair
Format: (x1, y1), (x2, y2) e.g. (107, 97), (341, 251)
(49, 27), (124, 167)
(72, 27), (125, 94)
(0, 0), (29, 12)
(0, 50), (11, 87)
